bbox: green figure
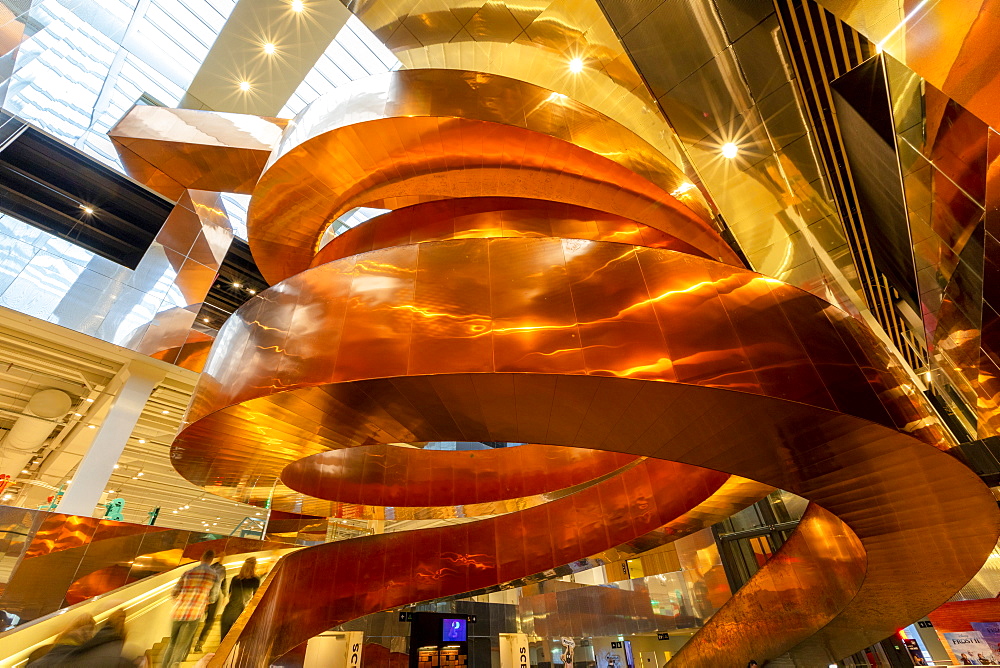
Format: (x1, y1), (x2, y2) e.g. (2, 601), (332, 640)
(103, 497), (125, 521)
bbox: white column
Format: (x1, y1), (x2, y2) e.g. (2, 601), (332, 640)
(57, 362), (165, 516)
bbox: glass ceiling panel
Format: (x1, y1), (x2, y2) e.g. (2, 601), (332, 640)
(279, 15), (400, 118)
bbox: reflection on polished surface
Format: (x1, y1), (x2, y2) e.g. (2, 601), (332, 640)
(68, 4), (1000, 666)
(0, 505), (287, 622)
(249, 68), (733, 284)
(282, 443), (636, 507)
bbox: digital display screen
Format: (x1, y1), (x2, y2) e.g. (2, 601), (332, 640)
(442, 618), (467, 642)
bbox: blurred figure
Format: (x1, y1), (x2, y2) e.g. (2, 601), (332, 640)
(161, 550), (222, 668)
(192, 556), (227, 653)
(28, 609), (132, 667)
(219, 557), (261, 641)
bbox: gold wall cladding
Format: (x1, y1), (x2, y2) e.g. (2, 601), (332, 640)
(249, 68), (731, 284)
(884, 53), (999, 437)
(816, 0), (1000, 131)
(341, 0), (684, 165)
(595, 0), (867, 317)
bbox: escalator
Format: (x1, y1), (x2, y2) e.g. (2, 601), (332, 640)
(0, 546), (296, 667)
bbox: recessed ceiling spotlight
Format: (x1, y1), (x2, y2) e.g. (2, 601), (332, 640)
(568, 57), (584, 73)
(263, 42), (276, 55)
(138, 439), (146, 444)
(721, 142), (739, 159)
(137, 472), (144, 477)
(80, 205), (95, 214)
(87, 424), (96, 429)
(162, 410), (170, 415)
(85, 397), (94, 403)
(202, 317), (210, 323)
(290, 0), (304, 11)
(248, 289), (257, 295)
(238, 81), (252, 92)
(233, 282), (242, 288)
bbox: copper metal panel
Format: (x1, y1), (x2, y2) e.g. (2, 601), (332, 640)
(282, 444), (634, 507)
(311, 198), (710, 267)
(250, 69), (737, 283)
(212, 458), (732, 665)
(181, 236), (999, 666)
(109, 106), (285, 200)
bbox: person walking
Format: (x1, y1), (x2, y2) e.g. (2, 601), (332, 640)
(161, 549), (221, 668)
(28, 609), (132, 667)
(192, 556), (227, 653)
(219, 557), (261, 642)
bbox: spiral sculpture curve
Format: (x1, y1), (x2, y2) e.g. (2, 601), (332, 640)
(141, 68), (1000, 667)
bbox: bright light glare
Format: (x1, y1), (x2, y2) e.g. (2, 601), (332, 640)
(81, 205), (95, 214)
(238, 81), (252, 92)
(568, 57), (584, 73)
(290, 0), (304, 11)
(721, 142), (739, 159)
(263, 42), (276, 55)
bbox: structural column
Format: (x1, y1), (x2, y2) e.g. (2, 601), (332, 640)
(57, 361), (165, 516)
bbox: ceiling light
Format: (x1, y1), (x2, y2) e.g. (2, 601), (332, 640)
(290, 0), (304, 11)
(2, 494), (12, 501)
(85, 398), (94, 403)
(263, 42), (276, 55)
(202, 317), (210, 323)
(138, 439), (146, 444)
(238, 81), (251, 92)
(172, 509), (178, 513)
(233, 282), (242, 288)
(80, 205), (95, 214)
(568, 57), (584, 73)
(73, 412), (82, 417)
(162, 410), (170, 415)
(721, 142), (739, 159)
(137, 472), (144, 477)
(87, 425), (96, 429)
(21, 469), (28, 474)
(248, 289), (257, 295)
(113, 464), (119, 469)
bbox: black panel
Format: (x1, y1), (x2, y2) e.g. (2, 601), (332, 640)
(831, 57), (920, 309)
(0, 117), (173, 269)
(200, 238), (270, 327)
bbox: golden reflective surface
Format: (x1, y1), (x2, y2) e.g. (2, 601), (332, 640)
(345, 0), (682, 165)
(249, 68), (733, 283)
(186, 237), (992, 666)
(282, 443), (636, 507)
(96, 21), (1000, 664)
(817, 0), (1000, 130)
(110, 106), (285, 201)
(312, 197), (713, 265)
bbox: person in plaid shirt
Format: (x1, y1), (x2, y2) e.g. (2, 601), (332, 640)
(161, 549), (222, 668)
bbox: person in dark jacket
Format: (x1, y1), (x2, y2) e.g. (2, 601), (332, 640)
(28, 609), (132, 667)
(219, 557), (261, 642)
